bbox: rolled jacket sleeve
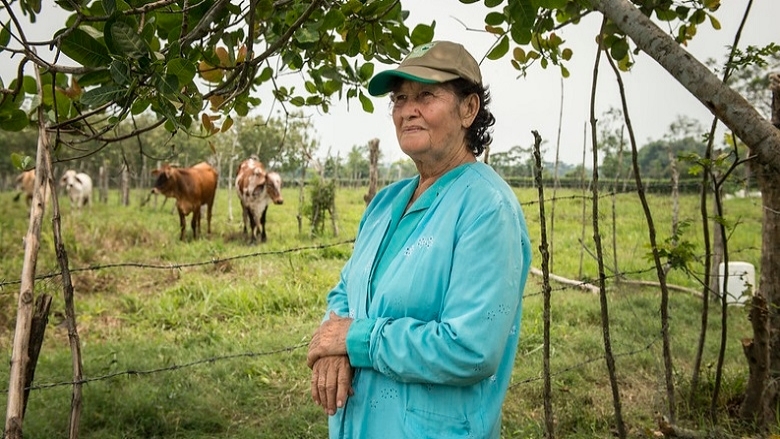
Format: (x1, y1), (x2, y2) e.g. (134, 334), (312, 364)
(345, 318), (376, 368)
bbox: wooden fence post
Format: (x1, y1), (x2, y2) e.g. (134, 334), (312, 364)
(121, 164), (130, 206)
(364, 138), (379, 205)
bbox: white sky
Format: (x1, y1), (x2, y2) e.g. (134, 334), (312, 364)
(2, 1), (778, 167)
(305, 0), (780, 166)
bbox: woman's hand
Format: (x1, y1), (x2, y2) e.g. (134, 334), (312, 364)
(307, 311), (353, 368)
(311, 355), (354, 415)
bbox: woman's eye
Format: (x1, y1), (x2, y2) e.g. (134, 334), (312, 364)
(393, 94), (408, 102)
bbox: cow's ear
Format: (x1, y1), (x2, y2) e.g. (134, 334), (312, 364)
(151, 169), (160, 176)
(74, 175), (84, 185)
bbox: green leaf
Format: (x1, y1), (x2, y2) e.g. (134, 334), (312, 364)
(484, 0), (502, 7)
(0, 109), (29, 131)
(109, 60), (132, 85)
(295, 26), (319, 44)
(59, 27), (112, 68)
(655, 8), (677, 21)
(410, 24), (434, 46)
(0, 21), (11, 53)
(10, 152), (33, 170)
(17, 75), (35, 96)
(166, 58), (196, 86)
(708, 14), (721, 30)
(358, 62), (374, 82)
(235, 99), (249, 117)
(487, 35), (509, 60)
(156, 73), (180, 99)
(105, 15), (148, 57)
(131, 98), (151, 115)
(289, 96), (305, 107)
(508, 0), (536, 29)
(321, 9), (345, 31)
(77, 70), (112, 87)
(102, 0), (116, 15)
(358, 90), (374, 113)
(306, 95), (323, 106)
(510, 25), (532, 45)
(513, 47), (526, 63)
(610, 38), (629, 61)
(690, 9), (706, 24)
(539, 0), (567, 8)
(485, 12), (505, 26)
(323, 80), (341, 95)
(80, 84), (127, 107)
(54, 88), (76, 120)
(258, 67), (273, 83)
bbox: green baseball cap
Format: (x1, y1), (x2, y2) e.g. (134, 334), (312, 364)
(367, 41), (483, 96)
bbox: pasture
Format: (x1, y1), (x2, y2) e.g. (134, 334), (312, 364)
(0, 183), (764, 438)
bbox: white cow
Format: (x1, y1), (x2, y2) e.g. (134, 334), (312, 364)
(59, 170), (93, 209)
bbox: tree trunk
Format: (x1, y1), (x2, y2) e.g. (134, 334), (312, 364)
(747, 162), (779, 427)
(591, 0), (780, 428)
(590, 0), (780, 172)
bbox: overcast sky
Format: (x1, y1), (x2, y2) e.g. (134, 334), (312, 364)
(2, 1), (778, 167)
(307, 0), (780, 166)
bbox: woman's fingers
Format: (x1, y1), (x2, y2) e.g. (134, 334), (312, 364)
(310, 356), (353, 415)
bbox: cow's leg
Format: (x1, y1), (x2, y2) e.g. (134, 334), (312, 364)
(178, 211), (187, 241)
(192, 209), (201, 240)
(242, 206), (250, 235)
(206, 202), (213, 235)
(247, 210), (258, 243)
(260, 205), (269, 243)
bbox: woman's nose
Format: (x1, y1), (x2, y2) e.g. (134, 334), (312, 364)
(396, 101), (420, 120)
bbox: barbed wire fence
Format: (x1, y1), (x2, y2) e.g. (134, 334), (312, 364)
(0, 178), (760, 437)
(1, 245), (664, 394)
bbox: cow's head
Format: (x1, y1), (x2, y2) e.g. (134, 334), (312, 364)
(151, 164), (176, 195)
(60, 170), (84, 190)
(266, 172), (284, 205)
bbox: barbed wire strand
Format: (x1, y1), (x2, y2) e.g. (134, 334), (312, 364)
(0, 240), (356, 289)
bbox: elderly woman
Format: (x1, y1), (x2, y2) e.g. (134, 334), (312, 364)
(307, 40), (532, 438)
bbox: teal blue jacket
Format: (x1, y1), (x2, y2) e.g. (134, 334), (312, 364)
(325, 162), (532, 439)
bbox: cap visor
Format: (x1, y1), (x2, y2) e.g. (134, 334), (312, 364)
(368, 67), (459, 96)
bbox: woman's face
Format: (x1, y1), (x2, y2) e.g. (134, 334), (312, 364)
(390, 81), (478, 163)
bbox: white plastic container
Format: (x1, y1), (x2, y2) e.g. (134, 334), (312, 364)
(717, 261), (755, 306)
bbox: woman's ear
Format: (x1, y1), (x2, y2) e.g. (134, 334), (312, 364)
(460, 93), (480, 129)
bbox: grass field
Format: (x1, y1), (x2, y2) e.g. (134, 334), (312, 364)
(0, 184), (766, 438)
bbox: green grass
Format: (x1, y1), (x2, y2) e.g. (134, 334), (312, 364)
(0, 186), (767, 438)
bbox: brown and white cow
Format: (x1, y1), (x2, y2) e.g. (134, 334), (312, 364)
(13, 169), (51, 206)
(13, 169), (36, 205)
(59, 170), (93, 209)
(152, 162), (218, 241)
(235, 157), (283, 243)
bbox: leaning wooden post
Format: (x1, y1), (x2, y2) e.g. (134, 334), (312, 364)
(98, 162), (108, 204)
(121, 163), (130, 206)
(4, 73), (52, 439)
(364, 138), (379, 205)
